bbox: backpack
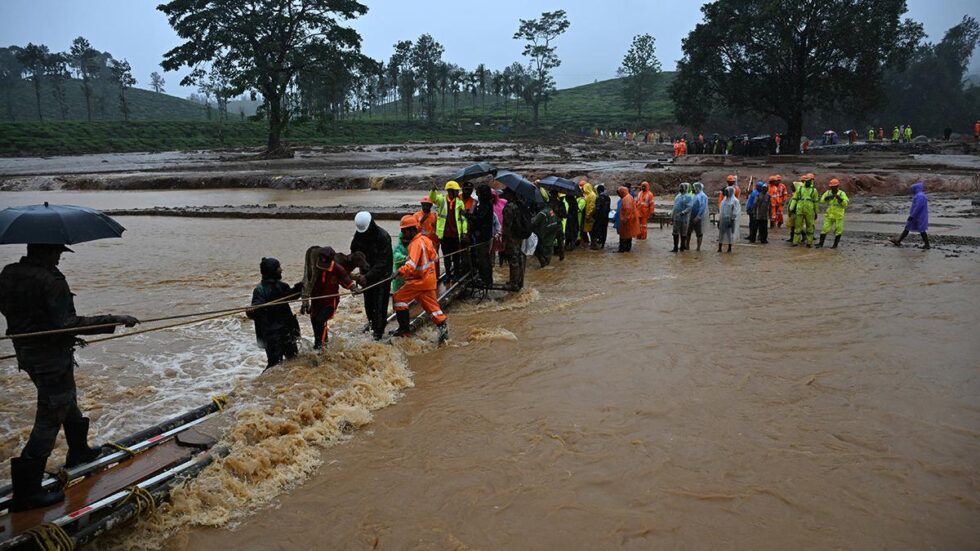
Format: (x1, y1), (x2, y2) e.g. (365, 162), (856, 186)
(512, 203), (533, 240)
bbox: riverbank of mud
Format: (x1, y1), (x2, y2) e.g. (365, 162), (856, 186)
(2, 139), (977, 198)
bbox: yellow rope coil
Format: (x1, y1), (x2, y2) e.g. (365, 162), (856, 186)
(211, 395), (229, 411)
(25, 522), (74, 551)
(120, 484), (156, 517)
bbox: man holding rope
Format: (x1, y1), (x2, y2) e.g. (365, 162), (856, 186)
(0, 244), (139, 512)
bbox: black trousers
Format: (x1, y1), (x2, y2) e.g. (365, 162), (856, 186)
(757, 222), (768, 243)
(21, 356), (83, 460)
(619, 238), (633, 252)
(311, 306), (335, 349)
(471, 240), (493, 286)
(264, 335), (298, 368)
(441, 236), (461, 281)
(748, 217), (758, 242)
(362, 283), (391, 338)
(592, 222), (608, 248)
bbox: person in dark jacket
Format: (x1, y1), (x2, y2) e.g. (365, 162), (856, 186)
(591, 184), (611, 249)
(0, 244), (139, 512)
(550, 193), (567, 261)
(464, 184), (498, 286)
(247, 257), (302, 369)
(350, 212), (393, 340)
(500, 188), (526, 290)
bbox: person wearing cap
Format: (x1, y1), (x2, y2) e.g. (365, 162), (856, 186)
(429, 181), (469, 284)
(414, 197), (439, 275)
(591, 184), (611, 249)
(746, 181), (771, 244)
(350, 212), (393, 341)
(817, 178), (849, 248)
(0, 244), (139, 511)
(768, 175), (788, 228)
(791, 173), (820, 247)
(785, 180), (803, 242)
(391, 215), (449, 343)
(717, 175), (740, 206)
(247, 258), (302, 369)
(308, 246), (356, 350)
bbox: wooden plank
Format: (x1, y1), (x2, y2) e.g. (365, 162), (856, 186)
(0, 439), (193, 542)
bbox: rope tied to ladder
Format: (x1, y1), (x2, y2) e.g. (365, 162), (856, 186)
(120, 484), (156, 517)
(25, 522), (74, 551)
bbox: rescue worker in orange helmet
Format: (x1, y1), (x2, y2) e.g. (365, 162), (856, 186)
(768, 175), (788, 228)
(635, 181), (655, 240)
(718, 175), (741, 206)
(414, 196), (439, 276)
(391, 215), (449, 343)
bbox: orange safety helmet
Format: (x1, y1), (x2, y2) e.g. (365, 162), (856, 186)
(828, 178), (840, 187)
(420, 196), (433, 205)
(725, 175), (736, 183)
(399, 215), (420, 230)
(774, 175), (782, 181)
(802, 173), (815, 181)
(768, 175), (779, 182)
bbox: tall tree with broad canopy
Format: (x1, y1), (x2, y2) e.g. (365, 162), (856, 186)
(618, 34), (661, 121)
(513, 10), (569, 126)
(409, 34), (444, 124)
(158, 0), (368, 156)
(16, 43), (50, 121)
(671, 0), (922, 151)
(109, 58), (136, 120)
(150, 71), (166, 93)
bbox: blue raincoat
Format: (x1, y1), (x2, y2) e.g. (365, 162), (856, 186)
(905, 182), (928, 232)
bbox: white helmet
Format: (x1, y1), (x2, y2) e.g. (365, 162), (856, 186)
(354, 211), (372, 233)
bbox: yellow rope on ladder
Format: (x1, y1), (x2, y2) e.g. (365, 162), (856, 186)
(104, 441), (138, 456)
(25, 522), (74, 551)
(211, 395), (229, 411)
(120, 484), (156, 517)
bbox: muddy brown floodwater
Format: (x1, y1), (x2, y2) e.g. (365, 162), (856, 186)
(0, 189), (977, 550)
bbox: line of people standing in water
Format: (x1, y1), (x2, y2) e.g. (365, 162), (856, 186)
(246, 174), (932, 368)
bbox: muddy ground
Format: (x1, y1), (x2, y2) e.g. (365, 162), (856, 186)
(1, 139), (977, 199)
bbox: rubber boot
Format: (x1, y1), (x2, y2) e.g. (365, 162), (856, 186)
(831, 235), (841, 249)
(65, 417), (102, 468)
(671, 235), (679, 253)
(786, 229), (795, 243)
(816, 233), (827, 248)
(391, 310), (411, 337)
(10, 457), (65, 512)
(437, 322), (449, 344)
(921, 233), (931, 249)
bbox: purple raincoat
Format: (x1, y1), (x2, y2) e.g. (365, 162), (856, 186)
(905, 182), (928, 233)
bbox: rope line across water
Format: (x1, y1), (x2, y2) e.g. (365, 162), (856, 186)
(0, 242), (482, 361)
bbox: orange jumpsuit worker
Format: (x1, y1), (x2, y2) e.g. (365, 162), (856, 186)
(768, 175), (788, 228)
(392, 215), (449, 343)
(414, 197), (439, 276)
(635, 181), (655, 240)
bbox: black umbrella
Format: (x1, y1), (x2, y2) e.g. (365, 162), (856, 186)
(538, 176), (583, 197)
(492, 171), (543, 207)
(0, 202), (126, 245)
(453, 162), (497, 183)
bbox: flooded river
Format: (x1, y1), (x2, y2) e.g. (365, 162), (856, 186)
(0, 190), (978, 549)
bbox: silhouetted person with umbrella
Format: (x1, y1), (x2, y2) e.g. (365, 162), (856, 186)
(0, 244), (138, 511)
(0, 203), (138, 511)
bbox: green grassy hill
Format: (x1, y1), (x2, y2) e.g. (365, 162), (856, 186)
(4, 78), (207, 121)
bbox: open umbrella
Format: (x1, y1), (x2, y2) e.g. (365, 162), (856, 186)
(453, 162), (497, 183)
(492, 171), (543, 207)
(538, 176), (583, 197)
(0, 202), (126, 245)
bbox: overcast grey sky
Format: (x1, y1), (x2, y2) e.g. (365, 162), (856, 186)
(1, 0), (977, 98)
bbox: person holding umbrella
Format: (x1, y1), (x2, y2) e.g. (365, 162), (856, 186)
(0, 203), (139, 512)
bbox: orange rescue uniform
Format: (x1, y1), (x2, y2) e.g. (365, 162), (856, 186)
(635, 182), (655, 240)
(392, 233), (446, 325)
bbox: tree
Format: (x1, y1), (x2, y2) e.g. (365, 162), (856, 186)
(618, 34), (661, 120)
(671, 0), (922, 151)
(159, 0), (369, 156)
(475, 63), (487, 113)
(16, 43), (50, 121)
(391, 40), (414, 121)
(409, 34), (444, 123)
(0, 47), (23, 121)
(69, 37), (98, 121)
(150, 71), (166, 93)
(873, 16), (980, 134)
(513, 10), (570, 125)
(46, 52), (71, 120)
(108, 59), (136, 120)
